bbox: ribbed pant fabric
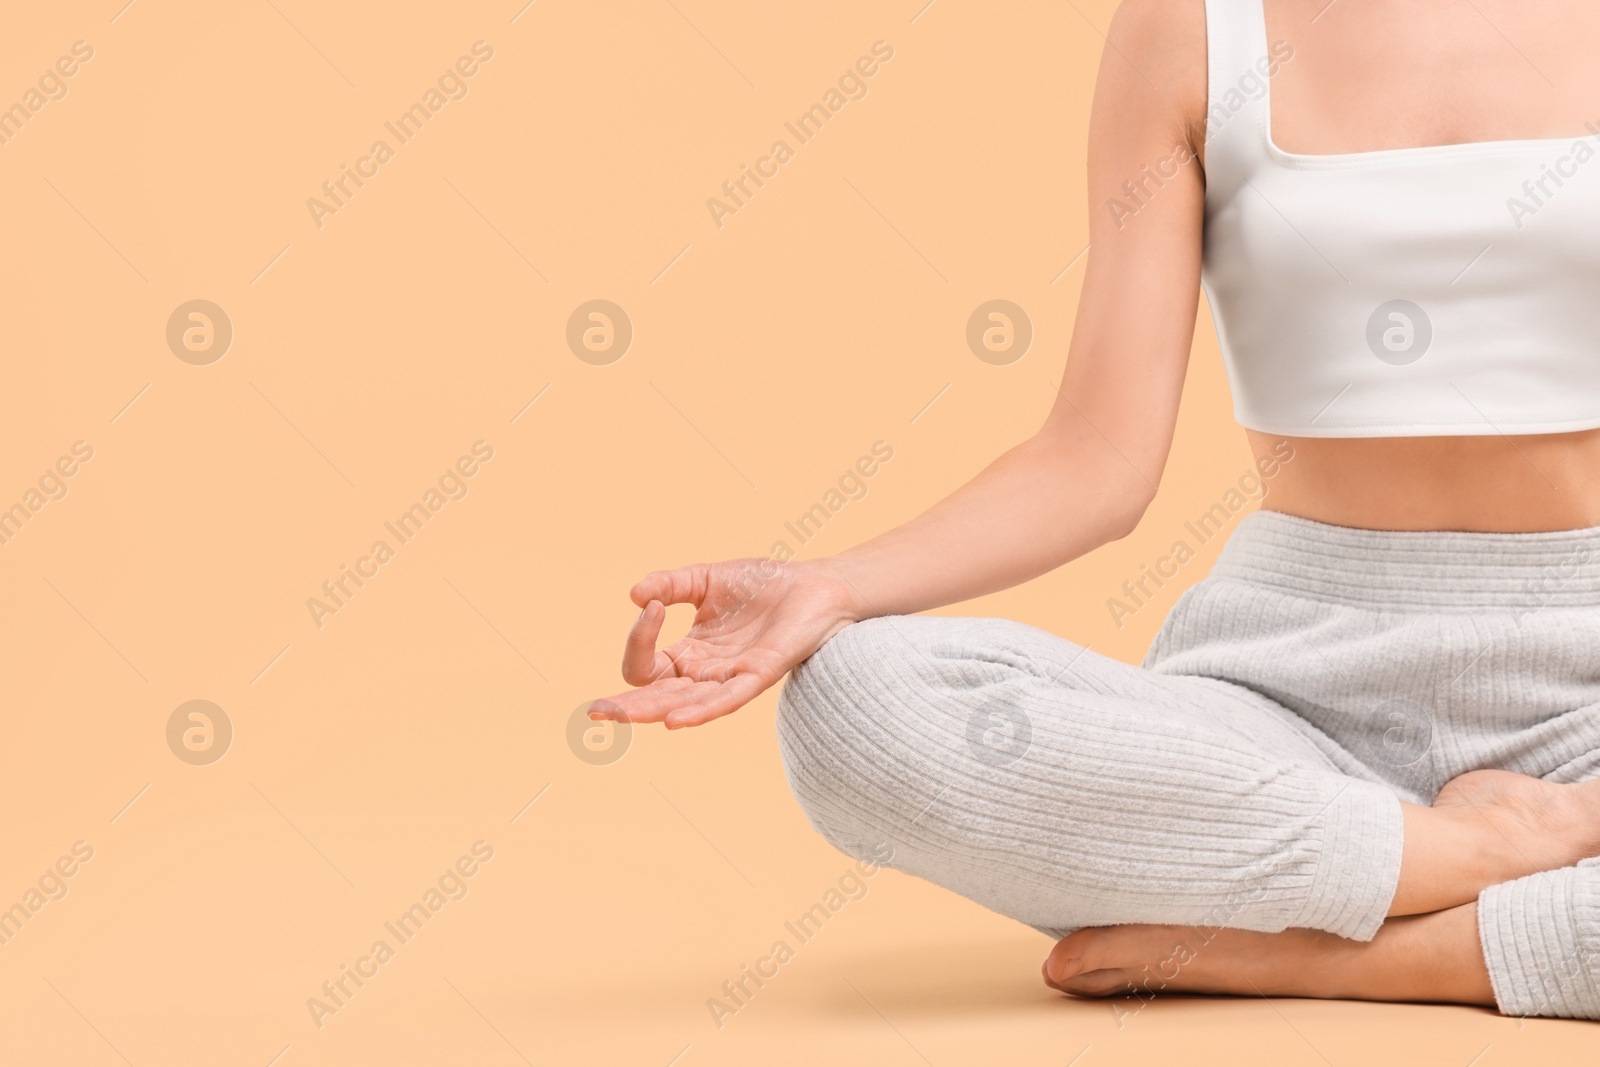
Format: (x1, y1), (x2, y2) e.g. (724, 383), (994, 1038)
(775, 510), (1600, 1019)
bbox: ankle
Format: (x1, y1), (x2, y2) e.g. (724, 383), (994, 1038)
(1392, 803), (1507, 915)
(1321, 906), (1494, 1006)
(1391, 905), (1496, 1005)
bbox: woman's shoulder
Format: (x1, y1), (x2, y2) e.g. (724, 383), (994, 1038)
(1099, 0), (1209, 149)
(1107, 0), (1207, 59)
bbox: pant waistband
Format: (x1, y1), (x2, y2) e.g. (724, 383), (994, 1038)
(1211, 510), (1600, 611)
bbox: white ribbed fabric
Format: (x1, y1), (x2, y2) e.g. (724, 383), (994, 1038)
(778, 613), (1404, 942)
(1202, 0), (1600, 437)
(1151, 512), (1600, 802)
(776, 510), (1600, 1017)
(1480, 858), (1600, 1019)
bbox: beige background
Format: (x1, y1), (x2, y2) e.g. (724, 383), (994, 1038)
(0, 1), (1592, 1063)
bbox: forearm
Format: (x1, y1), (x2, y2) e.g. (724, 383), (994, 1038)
(815, 425), (1154, 620)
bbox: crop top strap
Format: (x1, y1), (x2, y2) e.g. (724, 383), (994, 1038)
(1202, 0), (1275, 189)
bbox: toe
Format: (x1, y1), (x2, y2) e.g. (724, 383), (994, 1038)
(1045, 928), (1110, 984)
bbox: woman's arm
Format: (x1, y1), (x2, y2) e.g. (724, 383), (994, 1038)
(594, 1), (1210, 727)
(824, 0), (1210, 614)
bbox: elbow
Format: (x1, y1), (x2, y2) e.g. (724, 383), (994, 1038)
(1104, 485), (1155, 542)
(1029, 423), (1161, 542)
(1096, 460), (1159, 541)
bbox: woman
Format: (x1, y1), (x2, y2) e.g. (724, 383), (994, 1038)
(591, 0), (1600, 1018)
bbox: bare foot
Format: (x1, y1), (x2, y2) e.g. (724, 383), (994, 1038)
(1043, 903), (1494, 1007)
(1393, 770), (1600, 916)
(1434, 769), (1600, 874)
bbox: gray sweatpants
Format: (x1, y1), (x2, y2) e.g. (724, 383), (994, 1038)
(776, 511), (1600, 1019)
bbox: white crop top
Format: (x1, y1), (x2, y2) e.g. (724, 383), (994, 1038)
(1202, 0), (1600, 437)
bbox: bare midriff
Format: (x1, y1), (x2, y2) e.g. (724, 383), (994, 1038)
(1248, 429), (1600, 533)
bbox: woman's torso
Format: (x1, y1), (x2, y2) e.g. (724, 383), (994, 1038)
(1212, 0), (1600, 531)
(1250, 429), (1600, 531)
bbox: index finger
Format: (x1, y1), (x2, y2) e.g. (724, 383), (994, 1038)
(630, 564), (710, 609)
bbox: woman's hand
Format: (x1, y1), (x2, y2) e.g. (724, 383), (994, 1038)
(590, 558), (867, 729)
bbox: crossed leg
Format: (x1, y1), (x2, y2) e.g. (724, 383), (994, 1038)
(1047, 769), (1600, 1013)
(1044, 900), (1491, 1006)
(773, 615), (1600, 1016)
